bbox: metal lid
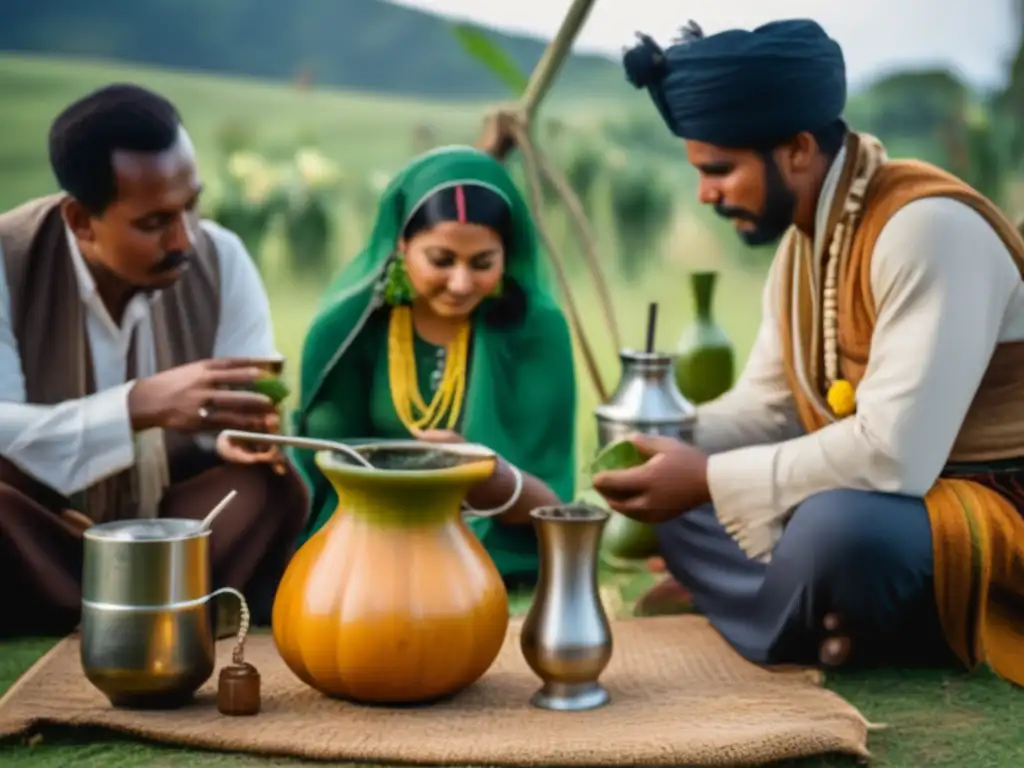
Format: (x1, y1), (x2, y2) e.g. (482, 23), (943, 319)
(84, 518), (207, 543)
(595, 349), (696, 426)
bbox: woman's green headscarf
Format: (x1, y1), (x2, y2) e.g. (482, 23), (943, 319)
(291, 146), (577, 581)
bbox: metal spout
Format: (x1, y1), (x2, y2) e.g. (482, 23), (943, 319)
(521, 503), (612, 711)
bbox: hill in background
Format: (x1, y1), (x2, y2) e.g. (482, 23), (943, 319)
(0, 0), (628, 100)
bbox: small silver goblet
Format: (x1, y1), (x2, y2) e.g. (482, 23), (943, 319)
(520, 503), (613, 711)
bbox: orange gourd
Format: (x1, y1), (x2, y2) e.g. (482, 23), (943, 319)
(272, 441), (509, 704)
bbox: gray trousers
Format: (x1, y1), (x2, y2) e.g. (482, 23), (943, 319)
(656, 489), (957, 668)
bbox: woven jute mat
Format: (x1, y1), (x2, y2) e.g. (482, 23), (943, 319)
(0, 616), (872, 766)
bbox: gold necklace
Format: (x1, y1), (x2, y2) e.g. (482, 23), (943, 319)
(387, 305), (469, 432)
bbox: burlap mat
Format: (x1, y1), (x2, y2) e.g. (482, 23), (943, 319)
(0, 616), (872, 766)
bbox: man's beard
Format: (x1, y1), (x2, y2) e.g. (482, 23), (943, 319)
(714, 155), (796, 247)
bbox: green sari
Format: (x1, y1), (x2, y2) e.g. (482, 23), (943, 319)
(290, 146), (577, 583)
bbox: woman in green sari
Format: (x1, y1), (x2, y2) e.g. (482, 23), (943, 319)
(221, 146), (576, 586)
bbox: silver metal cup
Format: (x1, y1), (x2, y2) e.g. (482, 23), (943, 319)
(80, 518), (245, 709)
(521, 503), (613, 711)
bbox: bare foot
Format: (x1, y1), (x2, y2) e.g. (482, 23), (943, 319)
(819, 612), (852, 666)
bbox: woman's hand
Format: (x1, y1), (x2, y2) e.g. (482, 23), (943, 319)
(413, 429), (558, 524)
(413, 429), (503, 501)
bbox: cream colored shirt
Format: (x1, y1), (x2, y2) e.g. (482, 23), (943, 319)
(0, 219), (278, 498)
(698, 146), (1024, 559)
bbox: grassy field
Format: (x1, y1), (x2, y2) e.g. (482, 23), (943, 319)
(0, 53), (1022, 767)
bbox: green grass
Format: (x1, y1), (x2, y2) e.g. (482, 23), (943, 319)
(0, 53), (1023, 767)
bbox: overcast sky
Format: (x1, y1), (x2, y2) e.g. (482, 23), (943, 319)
(395, 0), (1021, 89)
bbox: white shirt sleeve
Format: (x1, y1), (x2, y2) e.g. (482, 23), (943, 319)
(204, 221), (279, 358)
(693, 260), (805, 455)
(706, 197), (1020, 559)
(0, 240), (135, 497)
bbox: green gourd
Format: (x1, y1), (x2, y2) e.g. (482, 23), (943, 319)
(252, 375), (291, 406)
(586, 440), (660, 563)
(674, 271), (735, 404)
(587, 439), (646, 477)
(601, 510), (659, 562)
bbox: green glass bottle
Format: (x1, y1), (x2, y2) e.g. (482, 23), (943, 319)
(674, 271), (735, 404)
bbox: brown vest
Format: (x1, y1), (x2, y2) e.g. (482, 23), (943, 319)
(779, 158), (1024, 463)
(0, 194), (222, 521)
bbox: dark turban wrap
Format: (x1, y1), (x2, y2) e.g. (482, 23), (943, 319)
(622, 19), (847, 148)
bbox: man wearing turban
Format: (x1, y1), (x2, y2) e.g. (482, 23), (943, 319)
(593, 19), (1024, 684)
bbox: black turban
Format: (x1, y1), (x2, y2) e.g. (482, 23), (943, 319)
(622, 19), (847, 148)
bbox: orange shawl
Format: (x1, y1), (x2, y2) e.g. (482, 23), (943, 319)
(776, 133), (1024, 684)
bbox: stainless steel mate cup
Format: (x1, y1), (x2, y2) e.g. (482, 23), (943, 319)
(521, 503), (613, 711)
(80, 518), (248, 709)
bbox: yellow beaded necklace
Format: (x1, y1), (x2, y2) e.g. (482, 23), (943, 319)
(387, 304), (470, 432)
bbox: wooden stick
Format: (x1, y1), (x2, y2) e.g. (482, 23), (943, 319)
(519, 0), (599, 121)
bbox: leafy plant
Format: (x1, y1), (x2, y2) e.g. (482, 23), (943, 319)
(449, 23), (528, 95)
(860, 54), (1024, 207)
(284, 193), (334, 278)
(564, 137), (604, 215)
(210, 149), (285, 266)
(282, 147), (342, 278)
(609, 155), (674, 282)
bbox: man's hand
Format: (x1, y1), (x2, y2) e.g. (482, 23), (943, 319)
(58, 508), (94, 536)
(128, 359), (278, 434)
(215, 412), (291, 475)
(592, 434), (712, 525)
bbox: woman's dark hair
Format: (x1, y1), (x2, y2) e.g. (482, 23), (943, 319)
(402, 183), (526, 328)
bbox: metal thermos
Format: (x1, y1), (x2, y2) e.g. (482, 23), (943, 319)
(595, 349), (697, 447)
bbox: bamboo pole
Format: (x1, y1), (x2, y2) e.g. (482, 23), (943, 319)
(475, 0), (597, 159)
(473, 0), (619, 401)
(519, 0), (598, 121)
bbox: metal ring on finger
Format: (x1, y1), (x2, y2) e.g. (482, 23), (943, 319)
(198, 404), (211, 421)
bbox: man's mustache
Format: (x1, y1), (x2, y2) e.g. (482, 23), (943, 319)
(151, 250), (191, 274)
(714, 202), (759, 223)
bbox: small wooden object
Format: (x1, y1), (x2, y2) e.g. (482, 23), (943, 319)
(215, 589), (261, 716)
(218, 662), (261, 716)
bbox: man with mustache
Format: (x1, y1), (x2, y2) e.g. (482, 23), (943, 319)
(591, 20), (1024, 682)
(0, 84), (307, 636)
